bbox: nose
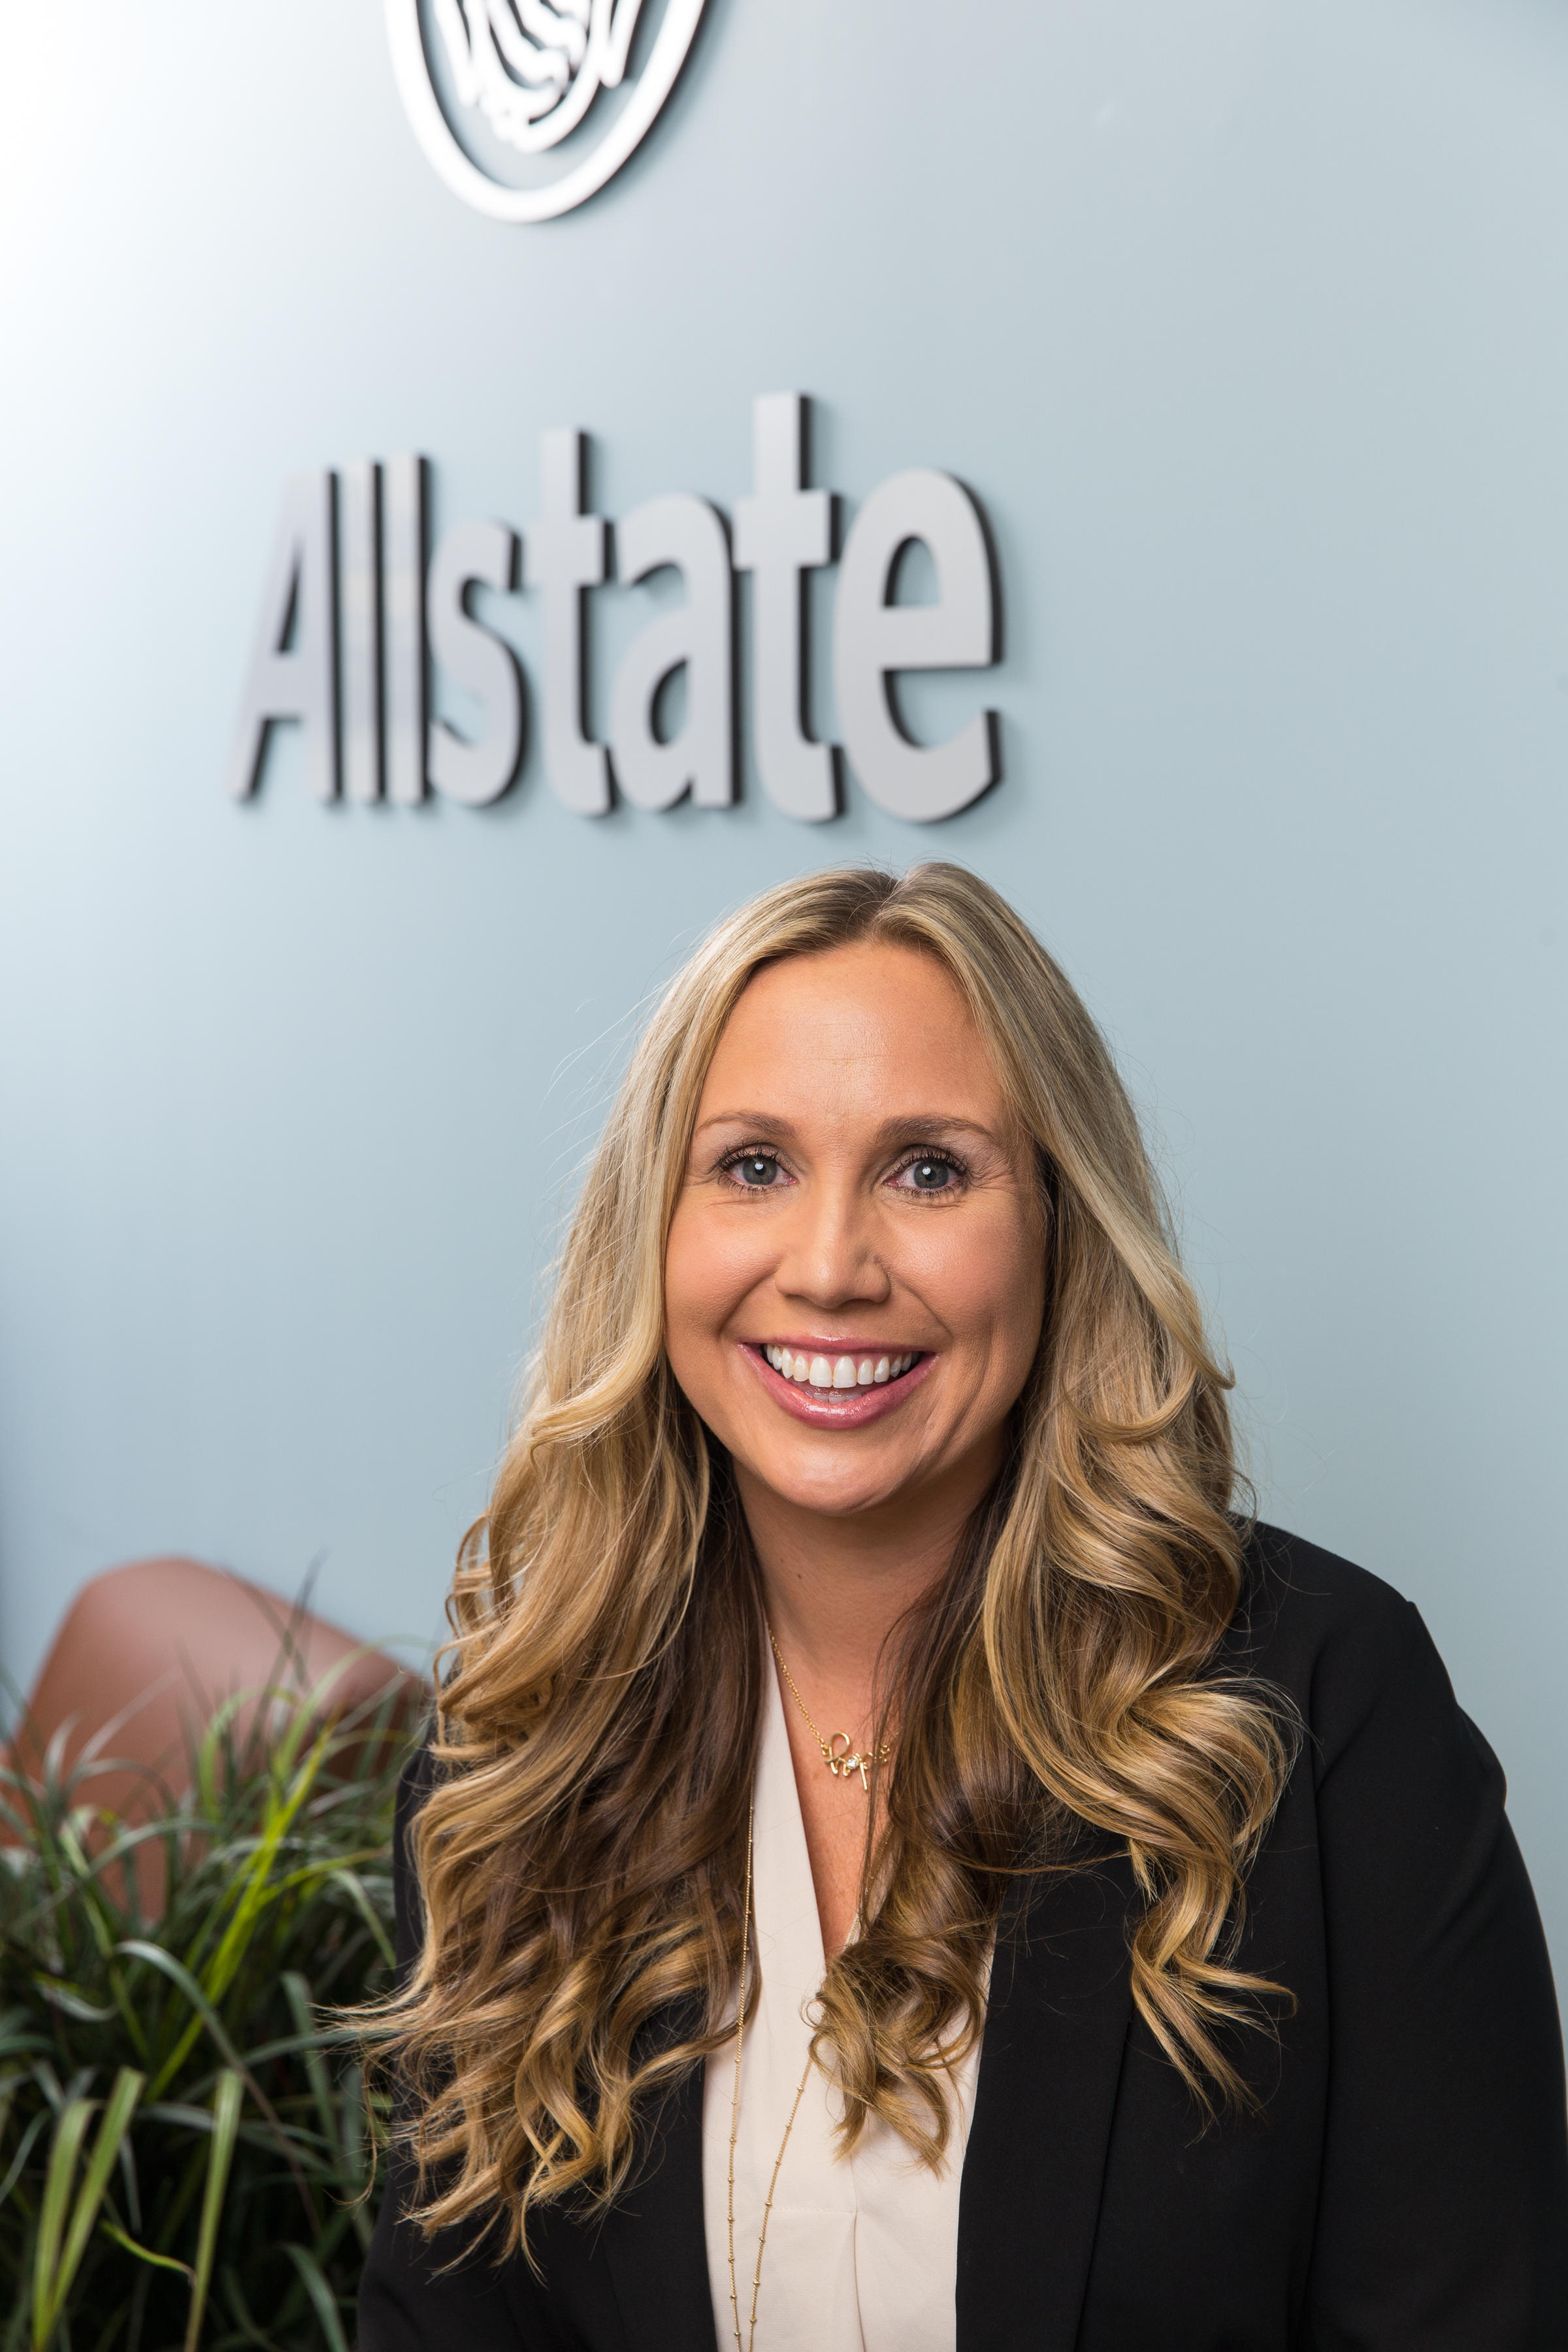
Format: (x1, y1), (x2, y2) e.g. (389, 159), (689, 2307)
(773, 1173), (892, 1313)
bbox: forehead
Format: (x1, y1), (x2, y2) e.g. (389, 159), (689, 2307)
(699, 941), (1007, 1122)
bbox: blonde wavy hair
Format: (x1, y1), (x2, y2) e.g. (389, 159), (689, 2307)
(380, 861), (1296, 2255)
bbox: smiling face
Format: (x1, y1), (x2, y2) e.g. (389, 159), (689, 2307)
(663, 941), (1048, 1537)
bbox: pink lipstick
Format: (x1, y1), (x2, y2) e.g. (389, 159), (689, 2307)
(740, 1341), (934, 1428)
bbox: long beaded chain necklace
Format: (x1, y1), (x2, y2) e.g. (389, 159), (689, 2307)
(766, 1625), (890, 1793)
(726, 1638), (888, 2349)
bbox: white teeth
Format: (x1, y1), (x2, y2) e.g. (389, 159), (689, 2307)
(764, 1346), (921, 1390)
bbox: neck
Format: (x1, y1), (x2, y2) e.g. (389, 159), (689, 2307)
(737, 1452), (998, 1699)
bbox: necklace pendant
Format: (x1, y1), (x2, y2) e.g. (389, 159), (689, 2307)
(825, 1732), (872, 1791)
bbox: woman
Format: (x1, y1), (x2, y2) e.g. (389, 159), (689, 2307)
(360, 862), (1567, 2350)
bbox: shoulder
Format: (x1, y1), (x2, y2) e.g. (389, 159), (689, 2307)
(389, 1735), (440, 1976)
(397, 1734), (438, 1808)
(1222, 1505), (1420, 1656)
(392, 1731), (439, 1856)
(1219, 1520), (1490, 1793)
(1224, 1518), (1420, 1676)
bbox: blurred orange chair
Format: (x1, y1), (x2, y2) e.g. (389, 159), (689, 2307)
(5, 1554), (428, 1910)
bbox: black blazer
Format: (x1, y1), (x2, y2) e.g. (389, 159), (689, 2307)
(359, 1525), (1568, 2349)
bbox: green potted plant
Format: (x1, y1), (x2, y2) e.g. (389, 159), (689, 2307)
(0, 1658), (417, 2350)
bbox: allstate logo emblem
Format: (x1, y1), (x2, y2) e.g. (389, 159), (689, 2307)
(385, 0), (708, 222)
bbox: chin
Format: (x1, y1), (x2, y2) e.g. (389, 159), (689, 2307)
(744, 1454), (919, 1521)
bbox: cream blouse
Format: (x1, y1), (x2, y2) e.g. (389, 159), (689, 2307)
(701, 1658), (983, 2352)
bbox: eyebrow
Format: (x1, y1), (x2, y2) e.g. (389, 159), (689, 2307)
(692, 1111), (1006, 1147)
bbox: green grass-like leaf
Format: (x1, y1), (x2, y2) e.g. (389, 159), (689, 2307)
(44, 2066), (145, 2344)
(184, 2070), (242, 2352)
(0, 1637), (419, 2350)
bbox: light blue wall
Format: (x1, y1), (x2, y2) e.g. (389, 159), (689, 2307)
(2, 0), (1565, 1970)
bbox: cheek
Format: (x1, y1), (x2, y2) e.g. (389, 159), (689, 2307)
(662, 1211), (710, 1362)
(663, 1204), (762, 1360)
(909, 1205), (1045, 1383)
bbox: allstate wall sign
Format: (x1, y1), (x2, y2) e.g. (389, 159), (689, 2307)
(225, 396), (1002, 826)
(386, 0), (708, 221)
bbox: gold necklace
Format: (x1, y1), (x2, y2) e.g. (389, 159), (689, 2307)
(766, 1625), (890, 1793)
(727, 1806), (812, 2352)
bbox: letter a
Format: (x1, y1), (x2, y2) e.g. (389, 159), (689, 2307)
(225, 470), (338, 801)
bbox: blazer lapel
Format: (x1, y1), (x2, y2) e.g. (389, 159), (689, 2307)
(593, 1858), (1134, 2352)
(956, 1850), (1134, 2352)
(598, 2040), (719, 2352)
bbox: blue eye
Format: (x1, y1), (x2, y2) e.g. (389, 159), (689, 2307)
(899, 1156), (960, 1192)
(735, 1154), (781, 1187)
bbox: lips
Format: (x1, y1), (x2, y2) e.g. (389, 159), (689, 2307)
(742, 1341), (934, 1427)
